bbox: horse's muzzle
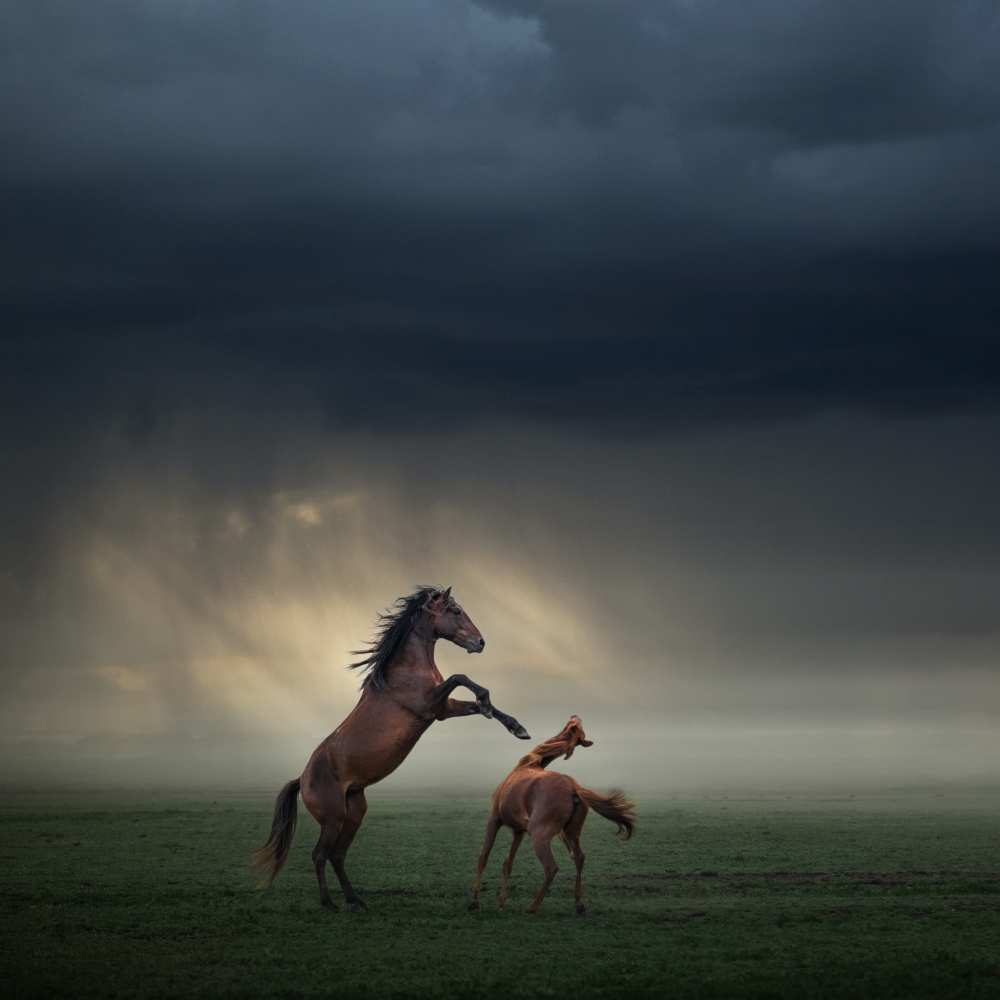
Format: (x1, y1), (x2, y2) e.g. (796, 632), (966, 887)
(466, 636), (486, 653)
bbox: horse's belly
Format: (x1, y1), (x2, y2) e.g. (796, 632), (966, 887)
(299, 696), (431, 824)
(337, 725), (425, 785)
(320, 701), (430, 787)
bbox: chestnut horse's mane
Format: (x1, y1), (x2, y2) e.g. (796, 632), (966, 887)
(349, 586), (441, 691)
(516, 732), (575, 771)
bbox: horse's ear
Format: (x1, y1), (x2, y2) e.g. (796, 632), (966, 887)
(423, 589), (444, 611)
(442, 586), (452, 602)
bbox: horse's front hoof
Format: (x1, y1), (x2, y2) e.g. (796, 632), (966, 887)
(320, 897), (338, 911)
(576, 903), (587, 917)
(467, 899), (480, 913)
(512, 725), (531, 740)
(346, 899), (367, 913)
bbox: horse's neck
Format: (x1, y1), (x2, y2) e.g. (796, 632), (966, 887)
(516, 737), (570, 770)
(387, 630), (442, 687)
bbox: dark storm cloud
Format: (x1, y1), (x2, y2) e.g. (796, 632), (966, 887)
(479, 0), (1000, 140)
(4, 0), (1000, 577)
(4, 0), (1000, 440)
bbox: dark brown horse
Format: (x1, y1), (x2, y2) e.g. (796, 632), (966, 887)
(253, 586), (530, 910)
(470, 715), (636, 915)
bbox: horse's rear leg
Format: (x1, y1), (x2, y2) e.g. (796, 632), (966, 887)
(312, 805), (347, 911)
(568, 836), (586, 916)
(526, 829), (559, 914)
(498, 830), (524, 910)
(313, 833), (337, 910)
(331, 789), (368, 912)
(565, 796), (588, 916)
(469, 815), (501, 911)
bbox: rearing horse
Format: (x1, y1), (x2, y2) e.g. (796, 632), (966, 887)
(253, 586), (530, 911)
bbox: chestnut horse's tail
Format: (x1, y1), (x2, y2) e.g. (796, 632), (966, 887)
(578, 786), (636, 840)
(252, 778), (301, 885)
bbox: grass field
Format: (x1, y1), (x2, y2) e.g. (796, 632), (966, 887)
(3, 788), (1000, 998)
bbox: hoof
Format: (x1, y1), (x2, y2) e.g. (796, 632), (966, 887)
(467, 899), (480, 912)
(320, 898), (338, 911)
(512, 726), (531, 740)
(576, 904), (587, 917)
(346, 899), (367, 913)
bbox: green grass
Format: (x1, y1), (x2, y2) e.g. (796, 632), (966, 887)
(3, 788), (1000, 998)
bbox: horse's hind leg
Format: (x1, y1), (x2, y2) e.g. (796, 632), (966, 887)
(313, 832), (337, 910)
(565, 796), (588, 916)
(469, 815), (501, 911)
(526, 827), (560, 914)
(568, 836), (586, 916)
(498, 830), (524, 910)
(330, 788), (368, 912)
(303, 751), (346, 910)
(312, 808), (348, 911)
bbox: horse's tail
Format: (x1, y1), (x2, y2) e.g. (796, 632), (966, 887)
(252, 778), (301, 885)
(578, 786), (636, 840)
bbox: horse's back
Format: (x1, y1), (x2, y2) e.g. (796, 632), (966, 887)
(498, 769), (580, 832)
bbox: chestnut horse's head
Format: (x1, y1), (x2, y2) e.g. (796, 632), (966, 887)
(423, 586), (485, 654)
(517, 714), (594, 769)
(556, 714), (594, 759)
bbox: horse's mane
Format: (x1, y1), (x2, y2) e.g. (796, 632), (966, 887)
(516, 732), (575, 770)
(349, 586), (439, 691)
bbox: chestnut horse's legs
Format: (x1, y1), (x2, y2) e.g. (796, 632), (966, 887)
(331, 788), (368, 912)
(563, 798), (588, 915)
(498, 830), (524, 910)
(312, 834), (337, 910)
(567, 837), (586, 915)
(469, 815), (501, 911)
(526, 830), (560, 914)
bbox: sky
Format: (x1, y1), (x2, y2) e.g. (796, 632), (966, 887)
(3, 0), (1000, 794)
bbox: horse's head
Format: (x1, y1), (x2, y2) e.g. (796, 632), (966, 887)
(517, 714), (595, 769)
(423, 586), (485, 654)
(558, 714), (594, 759)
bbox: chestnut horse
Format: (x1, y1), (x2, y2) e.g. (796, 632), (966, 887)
(469, 715), (636, 915)
(253, 586), (530, 911)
